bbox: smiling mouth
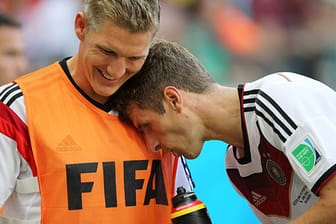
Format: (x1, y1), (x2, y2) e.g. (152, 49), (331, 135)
(99, 69), (115, 81)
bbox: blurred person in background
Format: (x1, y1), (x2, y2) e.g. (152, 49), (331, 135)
(248, 0), (336, 85)
(251, 0), (318, 79)
(159, 0), (264, 86)
(178, 0), (231, 85)
(0, 0), (37, 16)
(159, 0), (336, 89)
(0, 0), (195, 223)
(164, 0), (231, 85)
(21, 0), (80, 70)
(0, 0), (79, 71)
(113, 39), (336, 224)
(0, 12), (28, 85)
(303, 0), (336, 90)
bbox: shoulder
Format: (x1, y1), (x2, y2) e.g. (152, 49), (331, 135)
(243, 72), (335, 115)
(241, 72), (336, 147)
(0, 82), (26, 124)
(245, 72), (312, 96)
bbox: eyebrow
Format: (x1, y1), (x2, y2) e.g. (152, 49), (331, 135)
(96, 44), (147, 59)
(96, 44), (117, 54)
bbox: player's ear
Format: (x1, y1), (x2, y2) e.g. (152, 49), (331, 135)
(74, 12), (87, 41)
(163, 86), (182, 112)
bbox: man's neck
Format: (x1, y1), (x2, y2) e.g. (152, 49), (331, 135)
(198, 85), (244, 148)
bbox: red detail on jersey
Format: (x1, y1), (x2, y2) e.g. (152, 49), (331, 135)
(0, 102), (37, 176)
(227, 133), (293, 218)
(277, 73), (292, 81)
(315, 172), (336, 195)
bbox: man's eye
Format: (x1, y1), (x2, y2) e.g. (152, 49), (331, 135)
(99, 47), (116, 56)
(137, 123), (148, 132)
(128, 56), (143, 61)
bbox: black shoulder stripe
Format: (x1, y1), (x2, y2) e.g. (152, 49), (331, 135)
(243, 89), (297, 142)
(244, 89), (259, 96)
(256, 98), (292, 136)
(258, 90), (297, 130)
(255, 109), (286, 142)
(0, 85), (20, 102)
(0, 83), (23, 106)
(244, 106), (255, 112)
(6, 92), (23, 107)
(242, 91), (256, 112)
(0, 83), (17, 98)
(243, 97), (256, 104)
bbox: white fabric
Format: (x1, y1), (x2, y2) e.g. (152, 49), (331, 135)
(226, 72), (336, 223)
(0, 216), (40, 224)
(15, 177), (39, 194)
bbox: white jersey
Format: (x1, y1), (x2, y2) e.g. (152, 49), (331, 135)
(226, 72), (336, 223)
(0, 60), (194, 222)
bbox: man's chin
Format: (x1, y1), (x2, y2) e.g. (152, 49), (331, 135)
(185, 154), (199, 160)
(181, 152), (200, 160)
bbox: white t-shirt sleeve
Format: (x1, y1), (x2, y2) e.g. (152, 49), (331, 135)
(285, 117), (336, 193)
(0, 134), (21, 206)
(258, 73), (336, 194)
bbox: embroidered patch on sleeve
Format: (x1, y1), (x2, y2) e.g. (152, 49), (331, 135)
(291, 136), (322, 174)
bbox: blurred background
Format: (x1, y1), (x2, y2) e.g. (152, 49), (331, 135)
(2, 0), (336, 88)
(2, 0), (336, 223)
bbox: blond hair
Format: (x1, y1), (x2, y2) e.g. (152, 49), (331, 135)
(84, 0), (160, 33)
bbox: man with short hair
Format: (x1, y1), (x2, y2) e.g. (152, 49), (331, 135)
(0, 1), (194, 223)
(0, 12), (28, 84)
(113, 39), (336, 223)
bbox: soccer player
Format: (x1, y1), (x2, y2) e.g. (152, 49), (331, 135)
(0, 1), (194, 223)
(113, 39), (336, 223)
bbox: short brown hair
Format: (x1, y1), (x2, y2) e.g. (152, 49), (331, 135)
(112, 39), (215, 123)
